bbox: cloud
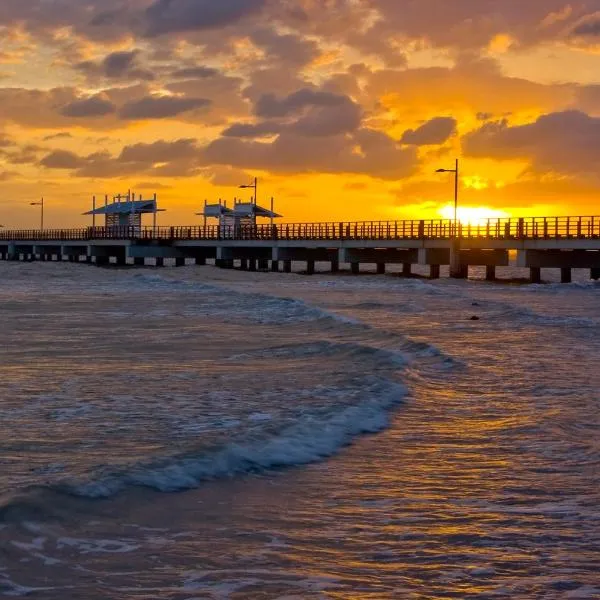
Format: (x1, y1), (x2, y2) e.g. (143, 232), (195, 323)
(75, 50), (155, 82)
(170, 66), (219, 79)
(119, 138), (199, 163)
(0, 170), (19, 181)
(144, 0), (267, 37)
(249, 28), (320, 67)
(43, 132), (73, 141)
(401, 117), (457, 145)
(255, 88), (352, 118)
(37, 138), (204, 178)
(222, 122), (282, 138)
(60, 94), (117, 118)
(40, 149), (86, 169)
(119, 96), (210, 120)
(463, 110), (600, 176)
(204, 127), (418, 179)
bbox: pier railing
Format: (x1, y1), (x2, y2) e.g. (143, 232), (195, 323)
(2, 216), (600, 242)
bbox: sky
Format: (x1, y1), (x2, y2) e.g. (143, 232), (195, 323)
(1, 0), (600, 228)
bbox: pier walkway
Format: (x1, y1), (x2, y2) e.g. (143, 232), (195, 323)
(2, 215), (600, 282)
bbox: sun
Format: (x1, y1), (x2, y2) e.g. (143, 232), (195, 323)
(438, 205), (510, 225)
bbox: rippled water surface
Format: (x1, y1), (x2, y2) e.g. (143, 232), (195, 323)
(1, 262), (599, 599)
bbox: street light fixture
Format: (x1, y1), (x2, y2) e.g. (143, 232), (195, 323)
(30, 197), (44, 231)
(239, 177), (258, 205)
(436, 159), (459, 237)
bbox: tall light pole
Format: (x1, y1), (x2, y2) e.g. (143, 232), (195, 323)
(436, 159), (459, 237)
(239, 177), (258, 205)
(30, 197), (44, 231)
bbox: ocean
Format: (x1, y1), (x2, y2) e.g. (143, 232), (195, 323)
(1, 261), (599, 599)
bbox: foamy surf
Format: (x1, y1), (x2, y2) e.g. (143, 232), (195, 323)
(60, 378), (407, 498)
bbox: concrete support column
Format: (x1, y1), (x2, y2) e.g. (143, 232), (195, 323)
(155, 257), (164, 267)
(175, 257), (186, 267)
(306, 260), (315, 275)
(449, 239), (466, 279)
(351, 262), (360, 275)
(430, 264), (440, 280)
(134, 257), (145, 267)
(271, 260), (280, 272)
(283, 260), (292, 273)
(331, 260), (339, 273)
(195, 257), (206, 266)
(561, 267), (572, 284)
(486, 265), (496, 281)
(376, 263), (386, 275)
(591, 268), (600, 281)
(258, 259), (269, 271)
(530, 267), (542, 284)
(402, 263), (412, 277)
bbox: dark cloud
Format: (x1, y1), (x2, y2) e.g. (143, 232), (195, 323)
(119, 139), (199, 163)
(401, 117), (457, 145)
(60, 95), (117, 118)
(40, 149), (86, 169)
(204, 127), (418, 179)
(37, 138), (204, 179)
(144, 0), (267, 37)
(42, 132), (73, 141)
(463, 110), (600, 176)
(119, 96), (210, 120)
(250, 28), (320, 67)
(170, 66), (219, 79)
(255, 88), (354, 118)
(76, 50), (155, 82)
(104, 50), (139, 77)
(222, 122), (283, 138)
(572, 15), (600, 37)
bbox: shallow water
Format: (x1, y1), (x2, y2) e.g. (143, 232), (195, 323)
(1, 262), (599, 598)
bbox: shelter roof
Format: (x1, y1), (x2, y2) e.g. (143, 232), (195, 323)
(233, 203), (281, 218)
(84, 200), (158, 216)
(197, 203), (234, 217)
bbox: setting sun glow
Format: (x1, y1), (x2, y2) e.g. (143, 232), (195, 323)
(438, 206), (510, 225)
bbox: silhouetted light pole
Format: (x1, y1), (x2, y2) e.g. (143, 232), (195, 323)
(436, 159), (459, 237)
(30, 197), (44, 231)
(239, 177), (258, 205)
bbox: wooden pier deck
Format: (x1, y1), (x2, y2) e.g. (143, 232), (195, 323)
(2, 216), (600, 282)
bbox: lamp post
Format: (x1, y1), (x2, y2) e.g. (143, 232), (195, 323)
(436, 159), (459, 237)
(30, 197), (44, 231)
(239, 177), (258, 205)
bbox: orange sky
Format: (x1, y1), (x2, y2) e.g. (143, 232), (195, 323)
(1, 0), (600, 228)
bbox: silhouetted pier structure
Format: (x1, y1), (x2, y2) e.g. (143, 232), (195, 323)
(2, 215), (600, 282)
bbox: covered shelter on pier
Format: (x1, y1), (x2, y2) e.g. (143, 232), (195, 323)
(84, 192), (163, 229)
(198, 199), (281, 234)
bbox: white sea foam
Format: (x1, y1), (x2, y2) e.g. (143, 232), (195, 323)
(66, 379), (407, 498)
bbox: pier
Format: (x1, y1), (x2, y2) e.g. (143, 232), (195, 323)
(2, 215), (600, 282)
